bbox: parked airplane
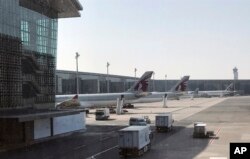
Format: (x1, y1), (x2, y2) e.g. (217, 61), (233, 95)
(125, 75), (190, 104)
(191, 83), (234, 98)
(187, 88), (199, 99)
(56, 71), (154, 109)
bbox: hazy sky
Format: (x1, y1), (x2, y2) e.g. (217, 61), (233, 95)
(57, 0), (250, 79)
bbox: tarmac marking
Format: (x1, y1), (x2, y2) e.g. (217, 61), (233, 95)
(99, 136), (112, 141)
(209, 128), (221, 145)
(74, 144), (86, 150)
(172, 106), (190, 113)
(86, 145), (118, 159)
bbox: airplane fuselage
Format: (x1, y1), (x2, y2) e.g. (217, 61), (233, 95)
(198, 90), (232, 97)
(56, 92), (139, 108)
(129, 91), (185, 103)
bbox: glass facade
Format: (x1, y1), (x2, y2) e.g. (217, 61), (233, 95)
(0, 0), (58, 55)
(0, 0), (20, 38)
(56, 71), (250, 95)
(0, 0), (59, 108)
(0, 0), (82, 148)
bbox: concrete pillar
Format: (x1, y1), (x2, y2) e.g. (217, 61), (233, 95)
(120, 98), (124, 113)
(116, 98), (122, 115)
(116, 95), (124, 115)
(163, 94), (168, 108)
(220, 93), (223, 98)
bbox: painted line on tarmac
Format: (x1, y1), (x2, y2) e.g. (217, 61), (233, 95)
(209, 128), (221, 145)
(74, 144), (86, 150)
(172, 106), (190, 113)
(86, 145), (118, 159)
(99, 136), (112, 141)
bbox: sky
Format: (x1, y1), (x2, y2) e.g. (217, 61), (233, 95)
(57, 0), (250, 79)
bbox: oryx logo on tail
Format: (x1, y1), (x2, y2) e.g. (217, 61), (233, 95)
(178, 80), (188, 91)
(172, 76), (190, 92)
(128, 71), (153, 93)
(134, 77), (149, 92)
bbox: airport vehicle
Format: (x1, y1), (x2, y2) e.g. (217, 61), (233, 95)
(155, 113), (174, 132)
(118, 126), (151, 157)
(193, 122), (216, 138)
(143, 116), (151, 124)
(56, 71), (153, 109)
(109, 108), (116, 114)
(129, 75), (190, 104)
(95, 108), (110, 120)
(123, 103), (135, 108)
(192, 83), (234, 98)
(129, 117), (147, 126)
(129, 117), (153, 139)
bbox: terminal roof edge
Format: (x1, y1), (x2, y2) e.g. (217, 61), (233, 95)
(20, 0), (83, 18)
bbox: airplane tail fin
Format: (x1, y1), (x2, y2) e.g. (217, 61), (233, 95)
(127, 71), (154, 96)
(72, 94), (78, 100)
(193, 88), (199, 95)
(56, 95), (80, 109)
(170, 76), (190, 92)
(225, 83), (234, 91)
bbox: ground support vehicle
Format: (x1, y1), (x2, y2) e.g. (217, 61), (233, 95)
(193, 122), (216, 138)
(95, 108), (110, 120)
(155, 113), (174, 132)
(118, 126), (151, 157)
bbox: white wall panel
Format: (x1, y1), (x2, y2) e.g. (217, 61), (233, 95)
(53, 112), (85, 135)
(34, 118), (51, 139)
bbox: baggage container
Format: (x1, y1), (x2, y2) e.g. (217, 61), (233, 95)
(118, 126), (151, 157)
(155, 113), (174, 132)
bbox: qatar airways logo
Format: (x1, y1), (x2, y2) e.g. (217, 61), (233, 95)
(135, 80), (149, 92)
(176, 81), (188, 91)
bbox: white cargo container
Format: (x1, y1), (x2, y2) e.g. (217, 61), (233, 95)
(155, 113), (174, 132)
(194, 121), (204, 127)
(193, 122), (216, 138)
(95, 108), (110, 120)
(193, 123), (207, 138)
(118, 126), (151, 157)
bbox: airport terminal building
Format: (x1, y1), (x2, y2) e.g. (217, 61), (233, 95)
(56, 70), (250, 95)
(0, 0), (249, 150)
(0, 0), (82, 109)
(0, 0), (85, 148)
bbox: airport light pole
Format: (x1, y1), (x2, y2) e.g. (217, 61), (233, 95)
(153, 72), (155, 91)
(107, 62), (110, 93)
(134, 68), (137, 78)
(233, 67), (238, 94)
(75, 52), (80, 94)
(165, 74), (167, 91)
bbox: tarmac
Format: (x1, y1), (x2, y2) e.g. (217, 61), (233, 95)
(1, 96), (250, 159)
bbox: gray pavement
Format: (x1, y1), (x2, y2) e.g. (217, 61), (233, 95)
(0, 96), (250, 159)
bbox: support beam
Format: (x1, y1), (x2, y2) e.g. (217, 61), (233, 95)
(116, 98), (121, 115)
(116, 95), (124, 115)
(163, 94), (168, 108)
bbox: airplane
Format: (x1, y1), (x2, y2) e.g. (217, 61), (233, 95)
(125, 75), (190, 104)
(191, 83), (235, 98)
(187, 88), (199, 99)
(56, 71), (154, 109)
